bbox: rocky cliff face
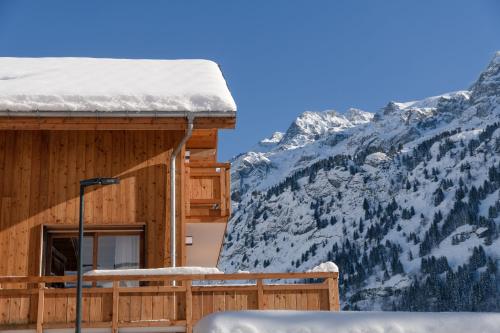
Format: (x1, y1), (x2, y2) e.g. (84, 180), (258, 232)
(220, 52), (500, 311)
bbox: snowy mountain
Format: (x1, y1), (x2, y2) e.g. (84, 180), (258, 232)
(219, 52), (500, 311)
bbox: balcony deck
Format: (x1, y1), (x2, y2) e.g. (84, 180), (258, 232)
(0, 272), (339, 333)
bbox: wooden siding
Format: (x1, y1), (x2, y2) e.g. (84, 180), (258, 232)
(0, 272), (339, 333)
(0, 130), (188, 276)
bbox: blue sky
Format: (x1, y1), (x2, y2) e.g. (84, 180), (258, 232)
(0, 1), (499, 160)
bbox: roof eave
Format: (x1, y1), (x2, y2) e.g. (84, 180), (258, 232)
(0, 110), (236, 118)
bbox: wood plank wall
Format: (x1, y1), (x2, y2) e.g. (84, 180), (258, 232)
(0, 130), (186, 276)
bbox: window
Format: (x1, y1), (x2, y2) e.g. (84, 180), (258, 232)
(44, 226), (144, 287)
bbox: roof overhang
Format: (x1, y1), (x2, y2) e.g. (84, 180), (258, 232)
(0, 115), (236, 130)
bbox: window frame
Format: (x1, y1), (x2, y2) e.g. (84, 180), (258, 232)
(43, 225), (146, 279)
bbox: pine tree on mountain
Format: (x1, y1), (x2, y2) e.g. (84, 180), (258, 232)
(330, 216), (337, 226)
(383, 269), (390, 281)
(455, 186), (465, 201)
(469, 246), (487, 270)
(363, 197), (369, 211)
(434, 188), (445, 206)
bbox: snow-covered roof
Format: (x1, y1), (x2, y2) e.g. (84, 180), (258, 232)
(0, 57), (236, 116)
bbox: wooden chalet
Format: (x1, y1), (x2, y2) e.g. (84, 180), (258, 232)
(0, 57), (339, 333)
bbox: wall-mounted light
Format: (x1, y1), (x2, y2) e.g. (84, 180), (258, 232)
(185, 235), (193, 246)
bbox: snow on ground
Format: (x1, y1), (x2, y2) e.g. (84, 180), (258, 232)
(85, 266), (222, 276)
(0, 57), (236, 113)
(194, 311), (500, 333)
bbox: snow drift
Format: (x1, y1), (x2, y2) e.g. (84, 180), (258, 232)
(194, 311), (500, 333)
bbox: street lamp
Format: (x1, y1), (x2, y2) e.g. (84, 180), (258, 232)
(76, 178), (120, 333)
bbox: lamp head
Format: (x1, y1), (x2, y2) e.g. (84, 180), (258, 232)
(99, 178), (120, 185)
(80, 177), (120, 187)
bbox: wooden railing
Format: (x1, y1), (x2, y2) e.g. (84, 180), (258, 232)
(0, 271), (339, 333)
(185, 162), (231, 222)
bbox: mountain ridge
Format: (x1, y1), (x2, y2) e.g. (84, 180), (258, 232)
(220, 52), (500, 311)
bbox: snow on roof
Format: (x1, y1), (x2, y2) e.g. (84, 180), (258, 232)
(194, 311), (500, 333)
(0, 57), (236, 116)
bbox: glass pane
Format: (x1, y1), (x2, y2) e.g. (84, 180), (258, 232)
(97, 235), (140, 287)
(49, 236), (93, 288)
(97, 235), (140, 269)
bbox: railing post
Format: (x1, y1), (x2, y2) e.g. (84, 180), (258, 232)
(219, 165), (226, 215)
(36, 282), (45, 333)
(185, 280), (193, 333)
(327, 274), (340, 311)
(112, 281), (119, 333)
(225, 167), (231, 216)
(257, 279), (264, 310)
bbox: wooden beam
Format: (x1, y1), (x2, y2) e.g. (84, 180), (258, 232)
(327, 277), (335, 311)
(332, 276), (340, 311)
(263, 284), (329, 291)
(117, 320), (187, 327)
(118, 286), (187, 293)
(189, 198), (221, 205)
(225, 167), (231, 217)
(112, 281), (119, 333)
(0, 271), (338, 283)
(36, 283), (45, 333)
(185, 281), (193, 333)
(187, 162), (231, 168)
(219, 166), (227, 215)
(44, 322), (112, 329)
(192, 285), (258, 292)
(257, 279), (264, 310)
(185, 216), (229, 223)
(0, 289), (39, 295)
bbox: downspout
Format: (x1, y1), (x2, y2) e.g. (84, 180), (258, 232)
(170, 115), (194, 267)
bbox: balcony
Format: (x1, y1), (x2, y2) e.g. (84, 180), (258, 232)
(0, 271), (339, 333)
(185, 162), (231, 223)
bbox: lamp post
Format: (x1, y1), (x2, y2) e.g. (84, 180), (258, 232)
(76, 178), (120, 333)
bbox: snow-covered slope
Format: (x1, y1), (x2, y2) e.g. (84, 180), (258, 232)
(220, 52), (500, 311)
